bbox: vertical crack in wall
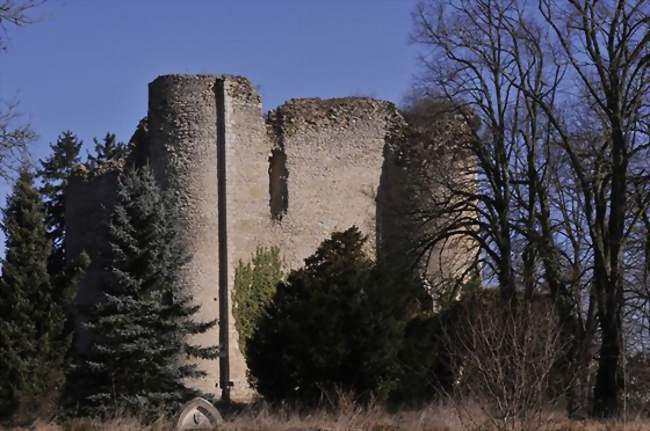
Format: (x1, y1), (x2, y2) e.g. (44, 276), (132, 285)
(268, 111), (289, 221)
(269, 147), (288, 220)
(215, 78), (230, 401)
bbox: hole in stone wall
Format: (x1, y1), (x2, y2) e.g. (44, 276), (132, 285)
(269, 148), (288, 220)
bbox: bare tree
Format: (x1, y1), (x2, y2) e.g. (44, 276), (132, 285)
(411, 0), (592, 345)
(412, 0), (530, 304)
(447, 297), (567, 431)
(530, 0), (650, 417)
(0, 0), (42, 50)
(412, 0), (649, 418)
(0, 101), (33, 180)
(0, 1), (44, 179)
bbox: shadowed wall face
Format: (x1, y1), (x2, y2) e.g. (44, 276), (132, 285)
(269, 148), (288, 220)
(377, 112), (477, 303)
(65, 167), (121, 353)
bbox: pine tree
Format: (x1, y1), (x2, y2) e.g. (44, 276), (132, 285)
(38, 131), (83, 276)
(81, 164), (218, 418)
(0, 168), (69, 423)
(85, 133), (126, 169)
(38, 131), (89, 392)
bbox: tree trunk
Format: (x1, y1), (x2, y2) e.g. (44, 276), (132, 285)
(593, 281), (623, 417)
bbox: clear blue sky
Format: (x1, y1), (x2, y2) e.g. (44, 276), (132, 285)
(2, 0), (420, 167)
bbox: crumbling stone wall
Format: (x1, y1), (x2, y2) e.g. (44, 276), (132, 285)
(267, 97), (404, 268)
(377, 107), (478, 303)
(221, 77), (275, 399)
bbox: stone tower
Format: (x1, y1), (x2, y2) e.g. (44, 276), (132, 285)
(65, 74), (474, 401)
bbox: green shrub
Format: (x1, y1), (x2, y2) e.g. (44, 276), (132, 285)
(247, 227), (418, 404)
(233, 246), (285, 357)
(393, 287), (496, 405)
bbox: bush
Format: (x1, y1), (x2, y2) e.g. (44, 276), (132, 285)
(233, 246), (285, 357)
(446, 293), (566, 431)
(391, 277), (480, 405)
(246, 227), (418, 404)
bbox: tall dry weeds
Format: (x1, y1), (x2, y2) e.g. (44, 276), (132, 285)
(15, 402), (650, 431)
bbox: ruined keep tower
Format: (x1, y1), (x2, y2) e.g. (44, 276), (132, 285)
(66, 73), (475, 401)
(146, 75), (271, 399)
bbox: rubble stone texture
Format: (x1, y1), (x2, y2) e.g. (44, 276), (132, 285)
(65, 74), (475, 401)
(377, 110), (478, 302)
(65, 165), (122, 353)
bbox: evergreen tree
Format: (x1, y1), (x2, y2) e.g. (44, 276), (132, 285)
(80, 164), (218, 418)
(38, 131), (83, 276)
(0, 169), (69, 423)
(85, 133), (126, 169)
(38, 131), (89, 389)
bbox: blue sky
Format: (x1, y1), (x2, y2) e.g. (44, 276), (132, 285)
(2, 0), (420, 167)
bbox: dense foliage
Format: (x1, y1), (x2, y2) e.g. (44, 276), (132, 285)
(38, 131), (83, 275)
(77, 164), (218, 418)
(247, 227), (420, 404)
(233, 246), (285, 356)
(0, 169), (75, 423)
(85, 133), (127, 169)
(37, 131), (89, 339)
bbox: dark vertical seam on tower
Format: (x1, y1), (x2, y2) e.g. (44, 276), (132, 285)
(215, 78), (230, 402)
(269, 109), (289, 220)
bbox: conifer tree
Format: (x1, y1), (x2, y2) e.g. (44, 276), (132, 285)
(85, 133), (126, 169)
(38, 131), (83, 275)
(0, 168), (69, 423)
(38, 132), (89, 389)
(81, 164), (218, 418)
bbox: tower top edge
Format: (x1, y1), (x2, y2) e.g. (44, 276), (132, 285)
(149, 74), (253, 86)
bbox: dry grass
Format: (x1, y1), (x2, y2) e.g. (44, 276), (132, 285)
(12, 404), (650, 431)
(10, 415), (170, 431)
(221, 402), (460, 431)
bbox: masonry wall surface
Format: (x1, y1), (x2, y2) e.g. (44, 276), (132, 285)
(377, 111), (477, 299)
(267, 98), (404, 269)
(146, 74), (272, 400)
(221, 77), (274, 400)
(65, 166), (121, 352)
(148, 75), (222, 397)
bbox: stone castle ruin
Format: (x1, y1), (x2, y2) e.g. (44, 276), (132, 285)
(65, 74), (475, 400)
